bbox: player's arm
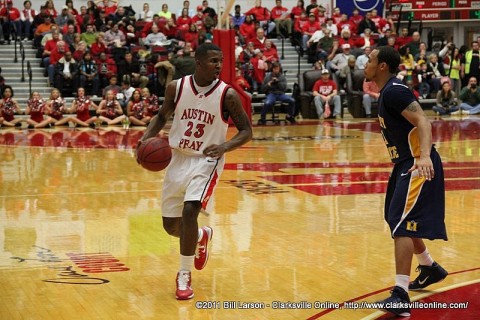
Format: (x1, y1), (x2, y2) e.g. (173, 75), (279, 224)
(139, 80), (177, 142)
(401, 101), (434, 181)
(203, 88), (253, 158)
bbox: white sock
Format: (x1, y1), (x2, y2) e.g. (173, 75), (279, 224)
(416, 249), (434, 266)
(197, 228), (203, 242)
(395, 274), (410, 293)
(179, 255), (194, 272)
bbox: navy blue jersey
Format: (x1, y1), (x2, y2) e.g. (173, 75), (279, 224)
(378, 77), (420, 163)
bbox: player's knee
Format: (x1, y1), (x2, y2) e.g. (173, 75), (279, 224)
(163, 218), (180, 237)
(182, 201), (202, 223)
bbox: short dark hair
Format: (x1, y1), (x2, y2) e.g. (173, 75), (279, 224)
(195, 43), (222, 60)
(377, 46), (400, 74)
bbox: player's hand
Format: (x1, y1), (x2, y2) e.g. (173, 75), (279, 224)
(203, 144), (227, 159)
(408, 155), (434, 181)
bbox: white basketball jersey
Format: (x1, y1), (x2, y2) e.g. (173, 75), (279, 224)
(169, 75), (230, 156)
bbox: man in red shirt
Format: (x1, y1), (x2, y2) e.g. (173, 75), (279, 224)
(245, 0), (275, 35)
(48, 40), (69, 87)
(312, 69), (341, 118)
(0, 0), (21, 43)
(302, 13), (320, 51)
(395, 27), (412, 48)
(270, 0), (291, 38)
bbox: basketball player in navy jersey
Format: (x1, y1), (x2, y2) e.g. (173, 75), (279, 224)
(364, 46), (448, 316)
(138, 43), (253, 300)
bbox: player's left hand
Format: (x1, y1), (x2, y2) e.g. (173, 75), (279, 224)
(408, 155), (434, 181)
(203, 144), (227, 159)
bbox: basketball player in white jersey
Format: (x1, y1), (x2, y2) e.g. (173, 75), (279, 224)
(138, 43), (253, 300)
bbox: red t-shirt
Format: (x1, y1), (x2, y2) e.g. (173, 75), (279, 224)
(270, 6), (288, 19)
(313, 79), (337, 95)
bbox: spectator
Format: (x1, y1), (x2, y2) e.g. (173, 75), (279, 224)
(337, 14), (354, 35)
(65, 0), (78, 15)
(377, 29), (393, 47)
(97, 52), (117, 88)
(312, 69), (341, 119)
(398, 46), (415, 81)
(250, 49), (268, 93)
(176, 8), (192, 31)
(356, 47), (371, 70)
(258, 62), (296, 124)
(460, 41), (480, 87)
(0, 0), (22, 43)
(245, 0), (275, 35)
(448, 47), (461, 92)
(407, 31), (422, 57)
(325, 18), (337, 37)
(139, 3), (154, 22)
(231, 5), (245, 28)
(42, 29), (61, 68)
(117, 52), (149, 88)
(48, 40), (69, 87)
(102, 74), (121, 97)
(362, 78), (380, 118)
(56, 5), (74, 28)
(339, 56), (357, 89)
(235, 66), (251, 94)
(104, 23), (126, 49)
(73, 40), (87, 62)
(158, 4), (172, 20)
(270, 0), (292, 38)
(170, 43), (196, 79)
(239, 15), (255, 41)
(176, 0), (194, 18)
(184, 24), (199, 49)
(291, 0), (304, 20)
(329, 43), (355, 84)
(302, 13), (320, 51)
(433, 81), (458, 115)
(201, 0), (216, 21)
(314, 28), (336, 62)
(331, 7), (342, 24)
(80, 23), (97, 47)
(90, 32), (107, 58)
(251, 27), (268, 50)
(357, 11), (377, 36)
(355, 28), (374, 50)
(96, 0), (118, 17)
(94, 9), (110, 32)
(395, 27), (412, 48)
(20, 0), (36, 40)
(79, 52), (100, 96)
(191, 6), (205, 31)
(143, 23), (167, 47)
(456, 76), (480, 115)
(45, 0), (58, 18)
(416, 62), (432, 99)
(140, 14), (164, 38)
(63, 23), (77, 51)
(427, 53), (445, 94)
(263, 39), (279, 65)
(349, 8), (363, 33)
(54, 50), (78, 93)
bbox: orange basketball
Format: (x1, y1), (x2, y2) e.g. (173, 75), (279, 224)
(136, 137), (172, 172)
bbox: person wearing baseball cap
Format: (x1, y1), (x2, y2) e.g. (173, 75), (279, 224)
(312, 69), (342, 119)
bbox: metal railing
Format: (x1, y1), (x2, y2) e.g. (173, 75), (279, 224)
(27, 61), (33, 96)
(20, 41), (25, 82)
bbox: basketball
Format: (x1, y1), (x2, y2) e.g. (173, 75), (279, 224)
(136, 137), (172, 172)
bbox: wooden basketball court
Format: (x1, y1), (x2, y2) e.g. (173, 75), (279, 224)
(0, 116), (479, 319)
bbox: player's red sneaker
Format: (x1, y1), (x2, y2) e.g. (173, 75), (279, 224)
(176, 271), (194, 300)
(194, 226), (213, 270)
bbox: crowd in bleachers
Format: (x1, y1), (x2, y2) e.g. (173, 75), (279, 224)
(1, 0), (480, 127)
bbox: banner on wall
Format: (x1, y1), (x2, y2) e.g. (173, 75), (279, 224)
(335, 0), (385, 14)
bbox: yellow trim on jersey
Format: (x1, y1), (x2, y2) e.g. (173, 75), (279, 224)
(404, 174), (425, 216)
(408, 127), (421, 158)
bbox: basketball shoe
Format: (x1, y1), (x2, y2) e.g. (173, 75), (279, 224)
(194, 226), (213, 270)
(376, 286), (411, 317)
(409, 262), (448, 290)
(176, 270), (194, 300)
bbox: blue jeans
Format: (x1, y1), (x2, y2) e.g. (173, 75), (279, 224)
(432, 104), (459, 115)
(261, 93), (295, 120)
(459, 102), (480, 114)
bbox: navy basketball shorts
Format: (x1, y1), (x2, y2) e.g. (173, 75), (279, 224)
(384, 149), (448, 240)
